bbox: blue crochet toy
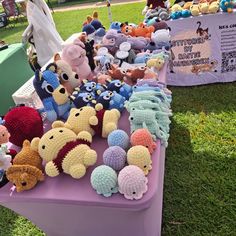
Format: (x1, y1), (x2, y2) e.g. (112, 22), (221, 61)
(90, 165), (118, 197)
(106, 80), (132, 100)
(33, 70), (71, 122)
(103, 146), (127, 171)
(220, 0), (234, 12)
(181, 10), (191, 18)
(96, 91), (126, 112)
(69, 91), (96, 108)
(110, 22), (122, 32)
(107, 129), (130, 150)
(134, 54), (151, 64)
(132, 84), (161, 93)
(171, 11), (182, 20)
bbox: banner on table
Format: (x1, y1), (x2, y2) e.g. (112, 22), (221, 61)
(166, 12), (236, 86)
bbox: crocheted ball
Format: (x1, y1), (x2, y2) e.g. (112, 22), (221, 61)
(103, 146), (126, 171)
(107, 129), (130, 150)
(4, 106), (44, 147)
(118, 165), (148, 200)
(130, 128), (157, 154)
(127, 145), (152, 175)
(91, 165), (118, 197)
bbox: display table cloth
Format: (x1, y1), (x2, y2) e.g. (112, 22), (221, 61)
(0, 112), (166, 236)
(167, 11), (236, 86)
(0, 43), (33, 115)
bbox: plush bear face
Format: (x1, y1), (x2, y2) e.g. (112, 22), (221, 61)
(66, 107), (96, 135)
(38, 128), (77, 162)
(0, 125), (10, 144)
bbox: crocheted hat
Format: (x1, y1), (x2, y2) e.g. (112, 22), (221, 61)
(91, 165), (118, 197)
(107, 129), (130, 150)
(130, 128), (157, 154)
(103, 146), (127, 171)
(118, 165), (148, 200)
(4, 106), (44, 147)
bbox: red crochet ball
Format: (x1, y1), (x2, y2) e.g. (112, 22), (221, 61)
(4, 106), (44, 147)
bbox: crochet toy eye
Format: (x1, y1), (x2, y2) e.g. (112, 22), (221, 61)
(144, 165), (147, 168)
(133, 192), (136, 194)
(21, 182), (27, 187)
(75, 113), (80, 117)
(59, 130), (63, 133)
(130, 117), (134, 121)
(45, 85), (54, 94)
(79, 108), (83, 111)
(146, 146), (148, 148)
(115, 82), (121, 87)
(132, 108), (135, 111)
(49, 136), (54, 139)
(104, 95), (110, 100)
(75, 74), (79, 79)
(61, 73), (69, 81)
(2, 134), (4, 136)
(42, 145), (45, 149)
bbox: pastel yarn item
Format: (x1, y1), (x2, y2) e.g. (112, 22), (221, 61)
(103, 146), (127, 171)
(110, 22), (122, 32)
(31, 123), (97, 179)
(107, 129), (130, 150)
(6, 140), (44, 192)
(91, 165), (118, 197)
(4, 106), (44, 147)
(132, 85), (161, 93)
(118, 165), (148, 200)
(0, 125), (10, 146)
(0, 149), (12, 171)
(127, 146), (152, 175)
(220, 0), (233, 12)
(136, 79), (165, 88)
(130, 128), (156, 154)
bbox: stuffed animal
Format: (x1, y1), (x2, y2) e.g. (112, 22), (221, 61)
(91, 165), (118, 197)
(120, 22), (135, 36)
(134, 23), (154, 38)
(118, 165), (148, 200)
(82, 11), (98, 26)
(151, 29), (171, 47)
(147, 57), (165, 72)
(96, 91), (126, 111)
(107, 129), (130, 150)
(126, 67), (147, 85)
(190, 4), (200, 16)
(78, 80), (106, 98)
(0, 149), (12, 171)
(209, 1), (220, 13)
(130, 128), (157, 154)
(46, 59), (79, 95)
(110, 21), (122, 32)
(127, 146), (152, 175)
(69, 91), (97, 109)
(4, 106), (44, 147)
(108, 64), (127, 81)
(0, 124), (10, 148)
(220, 0), (233, 12)
(33, 69), (71, 122)
(152, 21), (169, 31)
(31, 123), (97, 179)
(115, 42), (136, 65)
(171, 3), (183, 12)
(6, 140), (44, 192)
(171, 11), (182, 19)
(199, 2), (209, 13)
(97, 73), (112, 84)
(62, 41), (93, 81)
(106, 80), (132, 100)
(63, 105), (120, 138)
(142, 0), (170, 15)
(183, 1), (193, 9)
(181, 9), (192, 17)
(103, 146), (127, 171)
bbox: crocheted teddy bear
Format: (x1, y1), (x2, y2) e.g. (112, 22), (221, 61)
(6, 140), (44, 192)
(31, 122), (97, 179)
(61, 104), (120, 138)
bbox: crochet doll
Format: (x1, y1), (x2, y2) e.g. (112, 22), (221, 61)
(142, 0), (171, 15)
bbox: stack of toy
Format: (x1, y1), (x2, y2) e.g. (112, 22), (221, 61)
(90, 128), (157, 200)
(125, 79), (172, 147)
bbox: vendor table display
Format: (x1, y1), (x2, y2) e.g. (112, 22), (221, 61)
(0, 43), (33, 115)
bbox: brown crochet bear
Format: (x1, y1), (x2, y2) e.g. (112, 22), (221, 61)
(6, 140), (44, 192)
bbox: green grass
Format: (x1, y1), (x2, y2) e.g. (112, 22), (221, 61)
(1, 2), (236, 236)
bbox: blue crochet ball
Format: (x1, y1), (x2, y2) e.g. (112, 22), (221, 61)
(90, 165), (118, 197)
(103, 146), (127, 171)
(108, 129), (130, 150)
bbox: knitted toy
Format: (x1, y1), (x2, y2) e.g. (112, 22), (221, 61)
(0, 149), (12, 171)
(108, 64), (127, 81)
(134, 23), (155, 38)
(107, 129), (130, 150)
(118, 165), (148, 200)
(94, 47), (114, 72)
(103, 146), (127, 171)
(209, 1), (220, 13)
(31, 123), (97, 179)
(220, 0), (233, 12)
(120, 22), (135, 37)
(106, 80), (132, 100)
(110, 22), (122, 32)
(142, 0), (170, 15)
(6, 140), (44, 192)
(90, 165), (118, 197)
(132, 84), (161, 93)
(4, 106), (44, 147)
(62, 41), (93, 81)
(126, 67), (146, 85)
(190, 4), (200, 16)
(115, 42), (136, 65)
(50, 54), (80, 94)
(127, 146), (152, 175)
(69, 91), (97, 109)
(171, 3), (183, 12)
(136, 79), (165, 88)
(96, 91), (126, 112)
(151, 29), (171, 48)
(33, 69), (71, 122)
(63, 105), (120, 138)
(183, 1), (193, 9)
(152, 21), (169, 32)
(171, 10), (182, 19)
(130, 128), (157, 154)
(199, 2), (209, 13)
(82, 11), (98, 26)
(181, 9), (192, 17)
(147, 57), (165, 72)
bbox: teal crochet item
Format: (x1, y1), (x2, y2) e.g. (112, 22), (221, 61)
(90, 165), (118, 197)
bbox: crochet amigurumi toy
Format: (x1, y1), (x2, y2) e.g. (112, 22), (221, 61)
(63, 105), (120, 138)
(4, 106), (44, 147)
(6, 140), (44, 192)
(33, 69), (71, 122)
(107, 129), (130, 150)
(96, 91), (126, 112)
(70, 91), (97, 109)
(103, 146), (127, 171)
(31, 122), (97, 179)
(90, 165), (118, 197)
(127, 146), (152, 175)
(130, 128), (157, 154)
(220, 0), (234, 12)
(0, 149), (12, 171)
(118, 165), (148, 200)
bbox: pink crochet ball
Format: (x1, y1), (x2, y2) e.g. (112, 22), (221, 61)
(130, 128), (157, 154)
(118, 165), (148, 200)
(103, 146), (127, 171)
